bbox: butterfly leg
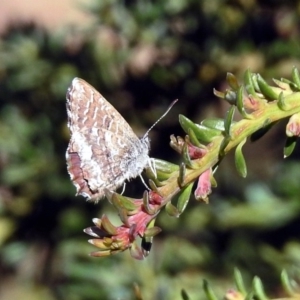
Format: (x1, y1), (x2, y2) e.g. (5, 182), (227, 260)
(139, 174), (150, 191)
(120, 183), (126, 195)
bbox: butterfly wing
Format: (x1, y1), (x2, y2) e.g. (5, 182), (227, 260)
(66, 78), (149, 201)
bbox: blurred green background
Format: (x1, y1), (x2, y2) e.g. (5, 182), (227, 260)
(1, 0), (300, 299)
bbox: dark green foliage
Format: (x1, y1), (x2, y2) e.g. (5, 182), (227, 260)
(1, 1), (300, 299)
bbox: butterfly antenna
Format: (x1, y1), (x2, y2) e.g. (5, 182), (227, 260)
(143, 99), (178, 138)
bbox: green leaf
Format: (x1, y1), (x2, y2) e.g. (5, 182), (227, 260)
(281, 270), (295, 296)
(150, 159), (179, 181)
(227, 72), (240, 90)
(253, 276), (269, 300)
(118, 208), (129, 226)
(219, 136), (231, 157)
(234, 268), (247, 295)
(277, 91), (289, 111)
(224, 106), (236, 137)
(181, 289), (190, 300)
(244, 69), (257, 96)
(165, 202), (180, 217)
(251, 73), (260, 92)
(210, 174), (217, 188)
(201, 118), (226, 131)
(280, 78), (299, 91)
(179, 114), (221, 143)
(148, 180), (161, 195)
(292, 66), (300, 90)
(142, 191), (157, 215)
(236, 86), (254, 119)
(213, 88), (225, 98)
(182, 142), (194, 168)
(101, 215), (117, 235)
(202, 280), (218, 300)
(272, 78), (291, 91)
(178, 162), (186, 187)
(144, 226), (161, 238)
(244, 292), (254, 300)
(256, 74), (279, 100)
(235, 138), (247, 178)
(177, 182), (193, 213)
(284, 136), (297, 158)
(110, 193), (137, 211)
(188, 127), (203, 147)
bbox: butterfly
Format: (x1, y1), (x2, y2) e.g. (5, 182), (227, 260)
(66, 78), (151, 202)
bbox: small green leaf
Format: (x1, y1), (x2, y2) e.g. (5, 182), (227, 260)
(251, 73), (260, 92)
(202, 280), (218, 300)
(284, 136), (297, 158)
(165, 202), (180, 217)
(182, 142), (194, 168)
(151, 170), (173, 182)
(149, 159), (179, 181)
(244, 69), (257, 96)
(144, 226), (161, 238)
(234, 268), (247, 295)
(133, 283), (143, 299)
(235, 138), (247, 178)
(227, 72), (240, 90)
(292, 66), (300, 90)
(256, 74), (279, 100)
(152, 159), (179, 174)
(201, 118), (225, 131)
(101, 215), (118, 235)
(143, 191), (157, 215)
(193, 125), (222, 143)
(280, 78), (299, 91)
(253, 276), (269, 300)
(177, 182), (193, 213)
(148, 179), (160, 194)
(210, 174), (217, 188)
(181, 289), (190, 300)
(236, 86), (254, 119)
(219, 136), (231, 156)
(179, 114), (221, 143)
(188, 127), (203, 147)
(281, 270), (295, 296)
(110, 193), (137, 211)
(272, 78), (291, 91)
(213, 88), (225, 98)
(142, 191), (151, 214)
(224, 106), (236, 137)
(244, 292), (254, 300)
(277, 91), (289, 111)
(118, 208), (129, 226)
(178, 162), (186, 187)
